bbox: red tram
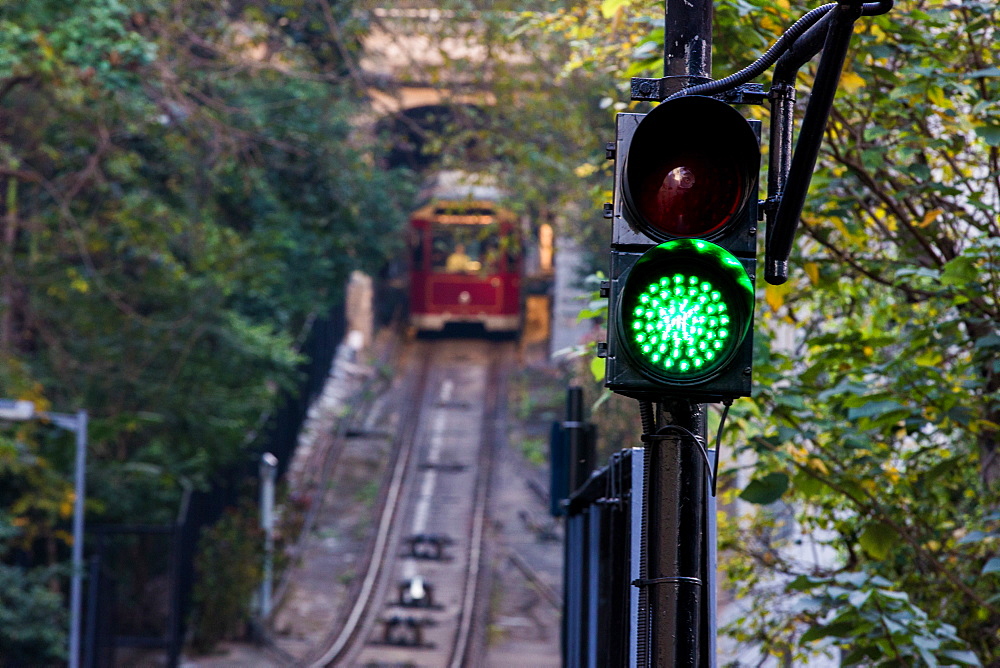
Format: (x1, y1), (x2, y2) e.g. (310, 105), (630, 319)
(408, 175), (521, 334)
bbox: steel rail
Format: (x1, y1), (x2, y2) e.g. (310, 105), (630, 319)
(448, 346), (506, 668)
(304, 346), (433, 668)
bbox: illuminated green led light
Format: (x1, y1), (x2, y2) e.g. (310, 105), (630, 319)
(617, 238), (754, 385)
(626, 271), (733, 375)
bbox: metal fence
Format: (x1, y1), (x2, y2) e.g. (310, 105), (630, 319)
(562, 448), (644, 668)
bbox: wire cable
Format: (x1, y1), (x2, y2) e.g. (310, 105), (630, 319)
(711, 401), (733, 498)
(667, 3), (837, 100)
(639, 403), (733, 497)
(644, 424), (714, 484)
(667, 0), (893, 101)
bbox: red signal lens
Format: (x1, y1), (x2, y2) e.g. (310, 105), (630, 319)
(622, 96), (759, 242)
(634, 147), (745, 238)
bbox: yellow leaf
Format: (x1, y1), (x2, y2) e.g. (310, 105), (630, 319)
(765, 284), (784, 311)
(914, 350), (942, 367)
(808, 457), (829, 475)
(765, 281), (793, 311)
(760, 15), (781, 34)
(927, 87), (949, 109)
(839, 71), (865, 94)
(970, 419), (1000, 435)
(574, 163), (598, 178)
(804, 262), (819, 285)
(590, 355), (605, 382)
(830, 217), (859, 243)
(917, 208), (943, 228)
(599, 0), (628, 19)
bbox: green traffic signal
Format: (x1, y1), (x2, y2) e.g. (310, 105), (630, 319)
(617, 239), (753, 385)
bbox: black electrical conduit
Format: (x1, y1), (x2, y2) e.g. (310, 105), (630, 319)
(667, 2), (837, 101)
(764, 0), (893, 284)
(668, 0), (892, 102)
(664, 0), (894, 284)
(766, 9), (839, 243)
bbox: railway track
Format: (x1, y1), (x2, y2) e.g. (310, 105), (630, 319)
(301, 338), (511, 667)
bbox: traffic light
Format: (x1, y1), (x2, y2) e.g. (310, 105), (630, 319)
(603, 95), (761, 402)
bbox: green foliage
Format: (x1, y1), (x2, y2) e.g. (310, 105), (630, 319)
(1, 0), (413, 655)
(535, 0), (1000, 663)
(0, 514), (67, 666)
(1, 0), (413, 524)
(790, 572), (981, 667)
(189, 502), (263, 654)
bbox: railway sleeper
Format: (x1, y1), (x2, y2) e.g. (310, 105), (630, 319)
(344, 428), (394, 439)
(403, 533), (454, 561)
(434, 400), (472, 409)
(417, 461), (467, 472)
(377, 614), (436, 648)
(396, 576), (441, 609)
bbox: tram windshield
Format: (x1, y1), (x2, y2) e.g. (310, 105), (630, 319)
(430, 223), (501, 274)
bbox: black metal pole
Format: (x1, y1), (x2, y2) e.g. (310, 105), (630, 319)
(639, 5), (714, 665)
(765, 0), (865, 284)
(566, 386), (595, 492)
(663, 0), (712, 89)
(644, 400), (708, 667)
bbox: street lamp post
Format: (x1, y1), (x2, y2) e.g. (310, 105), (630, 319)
(0, 399), (88, 668)
(259, 452), (278, 619)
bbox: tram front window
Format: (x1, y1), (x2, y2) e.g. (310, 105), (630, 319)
(431, 225), (499, 274)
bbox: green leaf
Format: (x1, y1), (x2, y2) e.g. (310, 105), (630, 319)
(974, 124), (1000, 148)
(800, 619), (856, 643)
(848, 589), (872, 608)
(858, 521), (896, 560)
(941, 255), (978, 285)
(846, 400), (905, 420)
(739, 472), (789, 505)
(957, 530), (988, 545)
(963, 66), (1000, 79)
(982, 557), (1000, 575)
(975, 333), (1000, 349)
(792, 470), (826, 499)
(940, 649), (982, 666)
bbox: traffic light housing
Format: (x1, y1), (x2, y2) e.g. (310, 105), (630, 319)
(603, 95), (761, 402)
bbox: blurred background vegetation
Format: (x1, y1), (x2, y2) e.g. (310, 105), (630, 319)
(2, 0), (999, 664)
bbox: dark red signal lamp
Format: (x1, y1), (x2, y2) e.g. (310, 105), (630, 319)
(622, 95), (760, 242)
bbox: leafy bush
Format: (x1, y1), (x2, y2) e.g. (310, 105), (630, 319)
(188, 502), (263, 654)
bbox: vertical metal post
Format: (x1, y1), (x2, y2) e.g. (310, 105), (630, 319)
(566, 386), (592, 492)
(69, 410), (88, 668)
(704, 467), (718, 668)
(663, 0), (713, 85)
(259, 452), (278, 619)
(83, 555), (99, 668)
(644, 400), (708, 667)
(631, 4), (716, 665)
